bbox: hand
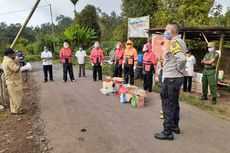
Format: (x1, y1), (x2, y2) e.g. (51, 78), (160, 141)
(182, 70), (188, 76)
(133, 65), (136, 71)
(122, 64), (124, 69)
(100, 63), (103, 66)
(91, 63), (94, 66)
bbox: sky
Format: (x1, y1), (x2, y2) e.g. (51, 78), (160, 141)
(0, 0), (229, 27)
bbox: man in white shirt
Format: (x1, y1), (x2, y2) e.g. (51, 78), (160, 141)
(75, 45), (87, 77)
(183, 49), (196, 92)
(41, 46), (53, 82)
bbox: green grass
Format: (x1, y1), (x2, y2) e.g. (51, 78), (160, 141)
(151, 84), (230, 120)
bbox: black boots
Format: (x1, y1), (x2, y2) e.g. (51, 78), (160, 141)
(172, 126), (180, 134)
(154, 131), (174, 140)
(211, 97), (217, 105)
(200, 94), (208, 100)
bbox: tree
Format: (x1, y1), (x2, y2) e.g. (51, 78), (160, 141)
(74, 5), (100, 36)
(55, 15), (73, 34)
(63, 23), (97, 48)
(153, 0), (215, 27)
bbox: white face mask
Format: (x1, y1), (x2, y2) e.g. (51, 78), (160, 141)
(208, 47), (215, 52)
(116, 44), (120, 49)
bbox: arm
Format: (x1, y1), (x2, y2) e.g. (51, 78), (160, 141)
(133, 49), (138, 65)
(8, 59), (20, 72)
(151, 52), (157, 65)
(175, 52), (187, 74)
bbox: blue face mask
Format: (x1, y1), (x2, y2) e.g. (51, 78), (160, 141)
(79, 48), (83, 51)
(164, 31), (171, 40)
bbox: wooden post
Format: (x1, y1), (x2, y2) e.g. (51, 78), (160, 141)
(11, 0), (41, 49)
(216, 34), (225, 78)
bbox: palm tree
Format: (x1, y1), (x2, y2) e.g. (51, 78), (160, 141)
(70, 0), (79, 14)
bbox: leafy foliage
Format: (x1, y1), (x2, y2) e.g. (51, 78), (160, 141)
(74, 5), (100, 36)
(63, 23), (97, 49)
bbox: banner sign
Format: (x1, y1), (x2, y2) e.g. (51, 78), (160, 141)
(128, 16), (149, 38)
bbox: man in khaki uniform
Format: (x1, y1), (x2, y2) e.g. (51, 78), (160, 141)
(1, 48), (23, 115)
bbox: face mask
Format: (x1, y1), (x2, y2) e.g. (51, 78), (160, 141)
(186, 53), (191, 57)
(116, 44), (120, 49)
(164, 31), (171, 40)
(79, 47), (83, 51)
(208, 47), (215, 52)
(142, 44), (148, 52)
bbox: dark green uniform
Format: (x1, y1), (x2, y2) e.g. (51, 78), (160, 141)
(202, 51), (219, 99)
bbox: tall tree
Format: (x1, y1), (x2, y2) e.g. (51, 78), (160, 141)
(74, 5), (100, 36)
(154, 0), (215, 27)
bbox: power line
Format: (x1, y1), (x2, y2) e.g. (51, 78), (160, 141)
(0, 4), (49, 16)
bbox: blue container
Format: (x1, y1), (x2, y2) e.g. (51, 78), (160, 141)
(138, 54), (143, 64)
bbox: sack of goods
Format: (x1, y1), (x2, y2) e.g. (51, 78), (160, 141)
(20, 63), (32, 72)
(103, 80), (113, 92)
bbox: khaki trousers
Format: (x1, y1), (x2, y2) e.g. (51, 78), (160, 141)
(7, 82), (23, 113)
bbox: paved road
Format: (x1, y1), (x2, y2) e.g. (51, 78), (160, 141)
(32, 63), (230, 153)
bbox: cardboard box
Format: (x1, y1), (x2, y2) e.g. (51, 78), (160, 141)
(136, 95), (144, 108)
(103, 81), (113, 91)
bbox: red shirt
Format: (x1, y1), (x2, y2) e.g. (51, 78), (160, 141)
(114, 48), (124, 65)
(59, 48), (72, 63)
(90, 48), (104, 64)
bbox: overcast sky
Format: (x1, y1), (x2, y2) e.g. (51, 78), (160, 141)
(0, 0), (229, 27)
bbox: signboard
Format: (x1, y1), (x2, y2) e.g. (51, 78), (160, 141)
(128, 16), (149, 38)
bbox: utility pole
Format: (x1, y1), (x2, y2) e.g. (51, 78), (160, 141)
(48, 3), (56, 52)
(11, 0), (41, 49)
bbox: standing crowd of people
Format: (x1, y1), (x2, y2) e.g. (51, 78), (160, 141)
(1, 23), (220, 142)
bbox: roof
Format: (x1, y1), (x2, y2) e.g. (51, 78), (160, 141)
(147, 27), (230, 41)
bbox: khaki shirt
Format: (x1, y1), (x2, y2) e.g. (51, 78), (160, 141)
(1, 56), (22, 85)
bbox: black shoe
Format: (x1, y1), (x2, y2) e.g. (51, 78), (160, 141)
(79, 75), (81, 77)
(172, 126), (180, 134)
(50, 79), (54, 81)
(44, 80), (48, 83)
(200, 94), (208, 100)
(211, 97), (217, 105)
(154, 131), (174, 140)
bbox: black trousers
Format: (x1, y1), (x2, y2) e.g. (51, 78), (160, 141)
(160, 77), (184, 134)
(143, 71), (153, 92)
(124, 66), (134, 85)
(63, 63), (75, 81)
(114, 65), (122, 77)
(43, 65), (53, 81)
(93, 65), (102, 81)
(183, 76), (193, 92)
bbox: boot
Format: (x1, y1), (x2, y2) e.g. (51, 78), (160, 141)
(200, 94), (208, 100)
(211, 97), (217, 105)
(172, 125), (180, 134)
(154, 131), (174, 140)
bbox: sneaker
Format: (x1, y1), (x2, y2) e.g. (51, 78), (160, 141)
(72, 80), (76, 82)
(200, 94), (208, 100)
(61, 80), (66, 83)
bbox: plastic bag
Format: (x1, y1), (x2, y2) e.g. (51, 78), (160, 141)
(120, 93), (126, 103)
(131, 95), (137, 108)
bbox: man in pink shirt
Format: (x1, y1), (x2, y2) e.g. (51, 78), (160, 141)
(59, 41), (75, 82)
(90, 42), (104, 81)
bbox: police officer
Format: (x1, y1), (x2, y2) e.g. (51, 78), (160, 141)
(142, 43), (157, 92)
(123, 40), (138, 85)
(1, 48), (31, 115)
(155, 23), (187, 140)
(200, 42), (219, 104)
